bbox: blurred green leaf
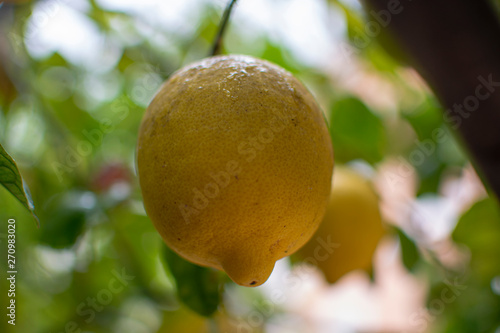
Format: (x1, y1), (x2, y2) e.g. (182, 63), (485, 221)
(403, 98), (443, 141)
(260, 40), (302, 74)
(363, 43), (400, 73)
(453, 198), (500, 284)
(416, 164), (446, 195)
(36, 52), (69, 69)
(329, 97), (387, 164)
(162, 246), (223, 317)
(39, 208), (86, 248)
(39, 206), (86, 249)
(39, 191), (96, 248)
(427, 273), (500, 333)
(330, 0), (365, 42)
(87, 5), (111, 31)
(117, 50), (136, 73)
(109, 208), (178, 308)
(197, 4), (219, 43)
(403, 99), (465, 194)
(0, 143), (38, 225)
(397, 227), (420, 272)
(330, 0), (400, 73)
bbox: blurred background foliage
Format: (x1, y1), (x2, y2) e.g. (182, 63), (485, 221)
(0, 0), (499, 332)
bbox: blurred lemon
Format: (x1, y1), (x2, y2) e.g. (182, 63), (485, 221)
(157, 307), (261, 333)
(157, 307), (208, 333)
(296, 165), (384, 283)
(137, 55), (333, 286)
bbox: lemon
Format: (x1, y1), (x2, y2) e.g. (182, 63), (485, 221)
(137, 55), (333, 287)
(296, 166), (384, 284)
(157, 307), (208, 333)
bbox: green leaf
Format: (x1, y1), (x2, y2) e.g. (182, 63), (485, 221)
(39, 191), (94, 248)
(36, 52), (69, 69)
(452, 198), (500, 284)
(363, 43), (400, 73)
(0, 143), (39, 226)
(396, 227), (420, 272)
(402, 98), (443, 141)
(261, 40), (302, 74)
(426, 279), (497, 332)
(330, 0), (400, 73)
(330, 0), (365, 43)
(329, 97), (387, 164)
(402, 99), (466, 194)
(162, 245), (223, 317)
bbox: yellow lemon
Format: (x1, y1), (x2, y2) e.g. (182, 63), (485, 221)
(296, 165), (384, 284)
(137, 55), (333, 286)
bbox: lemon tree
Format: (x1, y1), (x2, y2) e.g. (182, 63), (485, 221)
(1, 0), (500, 331)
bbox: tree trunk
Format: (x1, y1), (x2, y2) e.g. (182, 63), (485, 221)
(363, 0), (500, 199)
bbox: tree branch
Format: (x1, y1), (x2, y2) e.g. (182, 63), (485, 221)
(210, 0), (238, 56)
(363, 0), (500, 199)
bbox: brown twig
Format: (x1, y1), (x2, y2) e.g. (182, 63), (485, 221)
(210, 0), (238, 56)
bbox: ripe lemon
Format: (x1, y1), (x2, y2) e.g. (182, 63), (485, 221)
(137, 55), (333, 287)
(296, 165), (384, 284)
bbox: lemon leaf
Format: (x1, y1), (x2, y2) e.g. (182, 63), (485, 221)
(453, 198), (500, 284)
(402, 99), (466, 195)
(0, 143), (39, 226)
(329, 97), (387, 164)
(396, 227), (420, 272)
(39, 191), (94, 248)
(162, 245), (223, 317)
(402, 98), (443, 141)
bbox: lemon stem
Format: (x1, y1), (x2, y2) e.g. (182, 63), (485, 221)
(210, 0), (238, 56)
